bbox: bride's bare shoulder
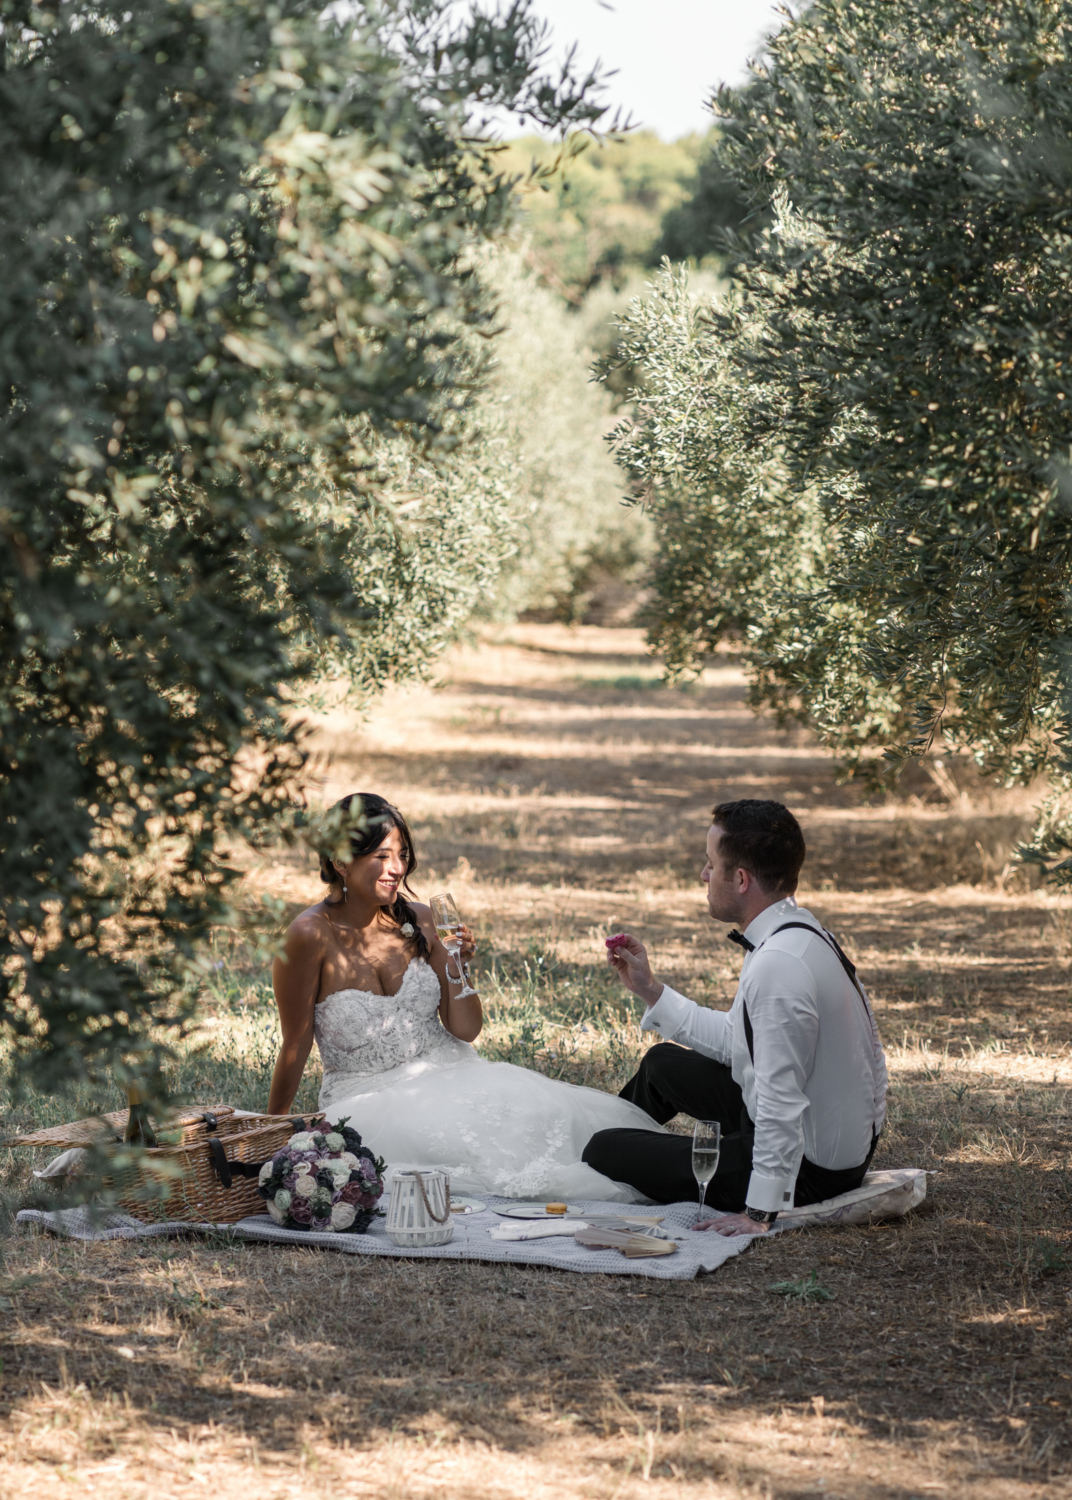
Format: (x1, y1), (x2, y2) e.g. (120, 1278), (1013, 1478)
(408, 901), (435, 937)
(282, 904), (333, 953)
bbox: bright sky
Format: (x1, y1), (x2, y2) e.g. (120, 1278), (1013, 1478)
(521, 0), (789, 141)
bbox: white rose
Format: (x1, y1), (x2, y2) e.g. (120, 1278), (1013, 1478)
(258, 1161), (274, 1186)
(292, 1173), (315, 1199)
(330, 1202), (356, 1230)
(330, 1168), (350, 1189)
(267, 1199), (285, 1224)
(338, 1152), (360, 1168)
(288, 1132), (315, 1151)
(324, 1132), (345, 1151)
(274, 1189), (292, 1211)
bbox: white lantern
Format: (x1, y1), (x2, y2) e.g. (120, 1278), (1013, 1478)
(385, 1169), (454, 1247)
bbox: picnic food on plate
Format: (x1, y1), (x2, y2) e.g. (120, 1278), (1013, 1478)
(546, 1202), (568, 1215)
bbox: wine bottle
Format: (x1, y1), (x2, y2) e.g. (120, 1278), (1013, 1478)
(124, 1085), (158, 1148)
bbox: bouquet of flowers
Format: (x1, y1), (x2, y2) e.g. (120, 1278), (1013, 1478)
(257, 1119), (386, 1233)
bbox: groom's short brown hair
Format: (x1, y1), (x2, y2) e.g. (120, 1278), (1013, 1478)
(712, 799), (806, 894)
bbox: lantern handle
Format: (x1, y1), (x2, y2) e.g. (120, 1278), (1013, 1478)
(411, 1169), (451, 1223)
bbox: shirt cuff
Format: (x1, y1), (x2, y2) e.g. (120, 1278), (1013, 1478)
(639, 985), (691, 1039)
(746, 1169), (796, 1214)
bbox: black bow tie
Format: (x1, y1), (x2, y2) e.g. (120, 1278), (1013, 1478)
(727, 929), (755, 953)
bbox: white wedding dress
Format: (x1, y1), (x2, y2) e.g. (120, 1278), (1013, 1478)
(314, 958), (665, 1201)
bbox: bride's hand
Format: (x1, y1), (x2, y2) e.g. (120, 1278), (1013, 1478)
(457, 924), (476, 962)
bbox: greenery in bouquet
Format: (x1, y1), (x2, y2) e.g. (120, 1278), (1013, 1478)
(257, 1121), (385, 1234)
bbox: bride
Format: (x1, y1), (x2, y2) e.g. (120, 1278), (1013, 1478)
(267, 792), (665, 1202)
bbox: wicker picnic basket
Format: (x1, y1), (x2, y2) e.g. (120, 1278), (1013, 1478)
(5, 1106), (326, 1225)
(110, 1113), (327, 1224)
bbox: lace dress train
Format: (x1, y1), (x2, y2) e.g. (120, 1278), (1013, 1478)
(313, 959), (665, 1202)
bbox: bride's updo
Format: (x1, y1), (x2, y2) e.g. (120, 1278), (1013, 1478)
(319, 793), (429, 957)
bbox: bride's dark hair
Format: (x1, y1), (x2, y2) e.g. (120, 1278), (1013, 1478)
(319, 793), (429, 957)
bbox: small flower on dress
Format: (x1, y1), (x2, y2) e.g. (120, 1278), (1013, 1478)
(400, 922), (415, 937)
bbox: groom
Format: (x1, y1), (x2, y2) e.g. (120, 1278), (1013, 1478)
(583, 799), (888, 1235)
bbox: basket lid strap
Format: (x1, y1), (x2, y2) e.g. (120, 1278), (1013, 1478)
(206, 1137), (267, 1188)
(207, 1136), (232, 1188)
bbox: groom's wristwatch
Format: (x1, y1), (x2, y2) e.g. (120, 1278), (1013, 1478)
(744, 1206), (778, 1226)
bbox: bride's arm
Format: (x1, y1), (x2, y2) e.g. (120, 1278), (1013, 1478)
(413, 903), (483, 1043)
(267, 916), (323, 1114)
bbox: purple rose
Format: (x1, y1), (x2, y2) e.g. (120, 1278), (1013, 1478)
(288, 1199), (314, 1226)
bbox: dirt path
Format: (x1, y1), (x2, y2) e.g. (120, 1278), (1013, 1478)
(260, 624), (1068, 1036)
(3, 625), (1072, 1499)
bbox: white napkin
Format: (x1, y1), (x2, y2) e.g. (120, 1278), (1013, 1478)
(488, 1219), (588, 1241)
(34, 1148), (88, 1180)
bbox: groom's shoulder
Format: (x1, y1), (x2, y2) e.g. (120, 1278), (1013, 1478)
(749, 907), (829, 975)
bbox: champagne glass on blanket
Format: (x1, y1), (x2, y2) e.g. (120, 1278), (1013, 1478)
(692, 1120), (721, 1222)
(430, 892), (477, 1000)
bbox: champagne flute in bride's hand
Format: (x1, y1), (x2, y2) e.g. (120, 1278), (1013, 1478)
(430, 892), (477, 1000)
(692, 1120), (721, 1224)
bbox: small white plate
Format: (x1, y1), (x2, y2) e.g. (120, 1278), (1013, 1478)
(449, 1197), (487, 1216)
(495, 1202), (586, 1219)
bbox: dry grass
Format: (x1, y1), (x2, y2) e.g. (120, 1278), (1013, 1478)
(3, 625), (1072, 1499)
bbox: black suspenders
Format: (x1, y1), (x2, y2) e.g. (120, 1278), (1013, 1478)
(740, 921), (870, 1064)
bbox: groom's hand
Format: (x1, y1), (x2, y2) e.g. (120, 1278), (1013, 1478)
(694, 1213), (770, 1236)
(605, 933), (663, 1008)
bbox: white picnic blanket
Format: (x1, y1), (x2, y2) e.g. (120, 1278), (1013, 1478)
(14, 1168), (925, 1281)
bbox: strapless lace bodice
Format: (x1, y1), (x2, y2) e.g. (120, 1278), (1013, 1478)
(315, 959), (462, 1092)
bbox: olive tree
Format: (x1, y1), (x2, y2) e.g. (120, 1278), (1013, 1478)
(608, 0), (1072, 871)
(0, 0), (605, 1097)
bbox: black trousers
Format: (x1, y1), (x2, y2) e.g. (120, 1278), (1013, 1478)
(583, 1042), (876, 1211)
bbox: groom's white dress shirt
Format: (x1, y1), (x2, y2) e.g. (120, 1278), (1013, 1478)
(640, 896), (889, 1214)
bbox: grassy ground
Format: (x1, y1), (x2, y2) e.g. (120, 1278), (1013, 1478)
(1, 625), (1071, 1499)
